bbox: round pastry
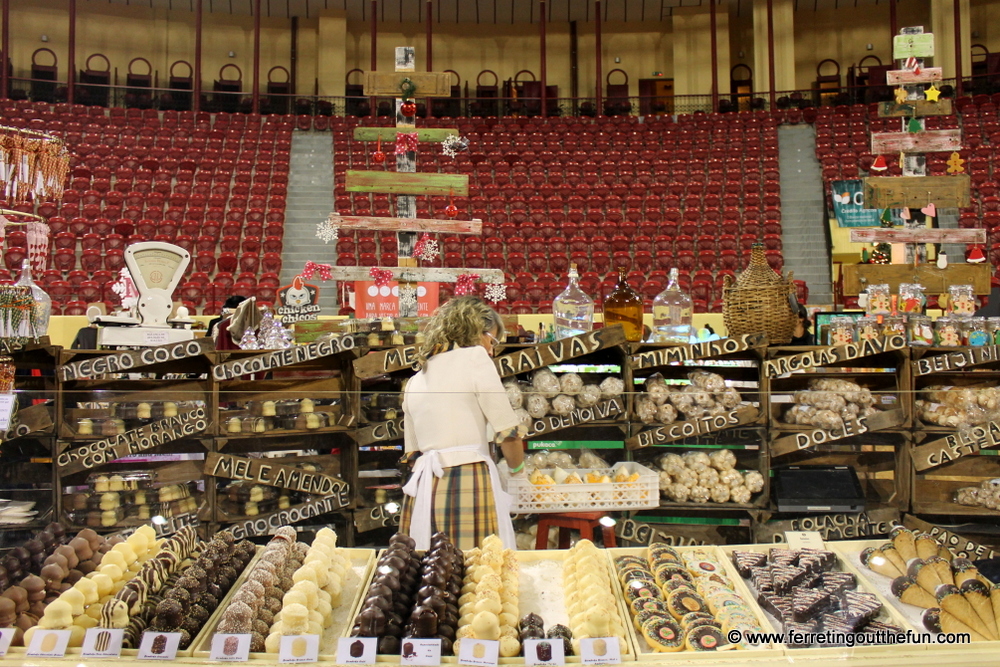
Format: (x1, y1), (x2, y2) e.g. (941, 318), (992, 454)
(640, 617), (683, 652)
(532, 369), (561, 399)
(576, 385), (602, 408)
(551, 394), (576, 417)
(666, 589), (706, 620)
(684, 625), (725, 651)
(525, 394), (549, 419)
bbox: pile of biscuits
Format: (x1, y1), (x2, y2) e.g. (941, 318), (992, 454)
(563, 539), (631, 656)
(634, 372), (743, 425)
(455, 535), (518, 657)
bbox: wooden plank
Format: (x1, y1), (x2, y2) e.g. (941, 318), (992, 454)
(753, 507), (899, 542)
(363, 71), (452, 96)
(353, 127), (459, 142)
(2, 403), (52, 441)
(224, 493), (351, 539)
(863, 174), (970, 209)
(327, 266), (504, 284)
(629, 333), (768, 370)
(204, 452), (350, 496)
(353, 417), (404, 446)
(841, 263), (992, 296)
(355, 504), (402, 533)
(893, 33), (935, 59)
(903, 515), (998, 560)
(763, 335), (908, 378)
(625, 405), (760, 450)
(524, 397), (625, 438)
(770, 409), (906, 458)
(616, 517), (739, 547)
(211, 334), (358, 381)
(494, 326), (628, 379)
(886, 67), (943, 84)
(911, 420), (1000, 471)
(878, 99), (953, 117)
(849, 228), (985, 245)
(335, 215), (481, 235)
(914, 345), (1000, 375)
(354, 346), (419, 380)
(345, 170), (469, 196)
(57, 338), (214, 382)
(871, 129), (962, 154)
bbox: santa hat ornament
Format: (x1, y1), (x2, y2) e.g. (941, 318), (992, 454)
(870, 155), (888, 172)
(967, 245), (987, 264)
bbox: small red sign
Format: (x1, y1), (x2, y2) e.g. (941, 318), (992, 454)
(354, 281), (439, 318)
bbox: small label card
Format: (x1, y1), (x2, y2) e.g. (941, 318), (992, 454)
(523, 638), (566, 666)
(138, 631), (183, 660)
(26, 629), (71, 658)
(458, 638), (499, 666)
(0, 394), (15, 431)
(281, 635), (321, 664)
(336, 636), (376, 664)
(0, 628), (16, 657)
(82, 627), (125, 658)
(210, 633), (252, 662)
(579, 638), (622, 665)
(400, 638), (442, 666)
(785, 530), (825, 550)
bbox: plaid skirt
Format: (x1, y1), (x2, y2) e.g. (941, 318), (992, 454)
(399, 462), (499, 551)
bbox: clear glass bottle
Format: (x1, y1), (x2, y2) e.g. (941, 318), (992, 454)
(552, 264), (595, 339)
(16, 259), (51, 340)
(650, 268), (693, 343)
(603, 268), (644, 342)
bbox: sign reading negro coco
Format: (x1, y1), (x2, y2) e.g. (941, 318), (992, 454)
(754, 507), (899, 543)
(625, 405), (759, 450)
(494, 326), (627, 379)
(205, 452), (349, 497)
(915, 345), (1000, 375)
(58, 338), (215, 381)
(524, 397), (625, 438)
(629, 334), (768, 370)
(904, 515), (998, 560)
(911, 420), (1000, 471)
(763, 335), (907, 378)
(225, 493), (350, 539)
(770, 409), (906, 458)
(57, 408), (208, 475)
(213, 335), (356, 380)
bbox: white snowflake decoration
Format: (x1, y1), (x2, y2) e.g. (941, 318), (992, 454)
(441, 134), (469, 159)
(415, 237), (440, 262)
(316, 214), (340, 244)
(110, 268), (139, 314)
(484, 281), (507, 304)
(398, 285), (418, 311)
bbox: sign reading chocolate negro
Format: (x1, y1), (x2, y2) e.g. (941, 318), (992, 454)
(770, 408), (906, 458)
(493, 326), (627, 379)
(225, 493), (349, 540)
(753, 507), (900, 543)
(763, 335), (907, 378)
(524, 397), (625, 438)
(57, 408), (208, 475)
(205, 452), (350, 497)
(904, 514), (999, 560)
(915, 345), (1000, 375)
(212, 334), (356, 380)
(57, 338), (214, 381)
(911, 420), (1000, 471)
(629, 333), (768, 370)
(625, 405), (759, 450)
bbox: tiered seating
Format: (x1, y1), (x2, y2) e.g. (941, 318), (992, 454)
(0, 100), (291, 314)
(954, 95), (1000, 273)
(332, 112), (785, 314)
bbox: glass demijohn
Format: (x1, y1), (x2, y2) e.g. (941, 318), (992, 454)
(650, 268), (693, 343)
(552, 263), (595, 339)
(603, 268), (644, 342)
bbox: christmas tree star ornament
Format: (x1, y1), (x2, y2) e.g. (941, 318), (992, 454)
(316, 214), (340, 244)
(924, 84), (941, 102)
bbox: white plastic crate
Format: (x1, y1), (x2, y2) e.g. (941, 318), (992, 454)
(509, 461), (659, 514)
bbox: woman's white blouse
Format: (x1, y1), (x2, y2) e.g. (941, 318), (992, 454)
(403, 345), (521, 468)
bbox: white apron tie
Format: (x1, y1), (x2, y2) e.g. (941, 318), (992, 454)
(401, 444), (516, 551)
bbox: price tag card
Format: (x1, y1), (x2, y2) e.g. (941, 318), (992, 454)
(0, 394), (16, 431)
(336, 636), (376, 664)
(579, 638), (621, 665)
(138, 631), (183, 660)
(458, 639), (499, 666)
(0, 628), (16, 657)
(210, 633), (252, 662)
(82, 627), (125, 658)
(281, 635), (321, 664)
(784, 531), (825, 550)
(400, 638), (442, 666)
(523, 638), (565, 666)
(26, 629), (71, 658)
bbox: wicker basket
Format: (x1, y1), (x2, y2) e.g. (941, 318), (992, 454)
(723, 244), (798, 345)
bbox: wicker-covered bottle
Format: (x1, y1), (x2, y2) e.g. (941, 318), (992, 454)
(722, 244), (797, 345)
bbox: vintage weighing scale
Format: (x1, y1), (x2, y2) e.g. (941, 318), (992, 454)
(92, 242), (196, 347)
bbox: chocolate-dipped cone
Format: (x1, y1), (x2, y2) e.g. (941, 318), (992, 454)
(915, 533), (941, 561)
(909, 560), (942, 594)
(879, 545), (908, 574)
(861, 547), (904, 578)
(927, 557), (954, 587)
(951, 559), (981, 589)
(936, 584), (993, 638)
(891, 527), (918, 563)
(938, 547), (953, 562)
(891, 576), (937, 608)
(940, 609), (991, 642)
(989, 583), (1000, 633)
(922, 607), (942, 633)
(960, 580), (999, 640)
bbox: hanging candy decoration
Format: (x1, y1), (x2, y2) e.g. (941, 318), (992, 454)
(372, 138), (386, 165)
(413, 233), (440, 262)
(395, 132), (420, 156)
(26, 221), (49, 276)
(400, 78), (418, 117)
(301, 261), (333, 281)
(370, 267), (393, 288)
(444, 190), (459, 218)
(454, 273), (479, 296)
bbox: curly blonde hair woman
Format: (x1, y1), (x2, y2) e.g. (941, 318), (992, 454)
(399, 296), (525, 550)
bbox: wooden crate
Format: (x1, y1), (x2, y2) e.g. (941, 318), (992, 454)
(910, 447), (1000, 517)
(910, 346), (1000, 436)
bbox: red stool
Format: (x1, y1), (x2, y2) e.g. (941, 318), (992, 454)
(535, 512), (617, 550)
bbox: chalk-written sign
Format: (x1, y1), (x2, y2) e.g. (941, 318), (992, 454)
(152, 512), (200, 538)
(763, 335), (907, 378)
(205, 452), (350, 496)
(629, 333), (767, 370)
(615, 517), (734, 547)
(753, 507), (899, 543)
(354, 503), (403, 533)
(213, 335), (357, 381)
(354, 417), (405, 446)
(903, 514), (998, 560)
(915, 345), (1000, 375)
(770, 409), (906, 458)
(911, 420), (1000, 471)
(58, 338), (214, 382)
(495, 326), (627, 379)
(625, 405), (760, 451)
(524, 397), (625, 439)
(57, 408), (209, 475)
(225, 493), (351, 540)
(0, 403), (52, 442)
(353, 345), (418, 379)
